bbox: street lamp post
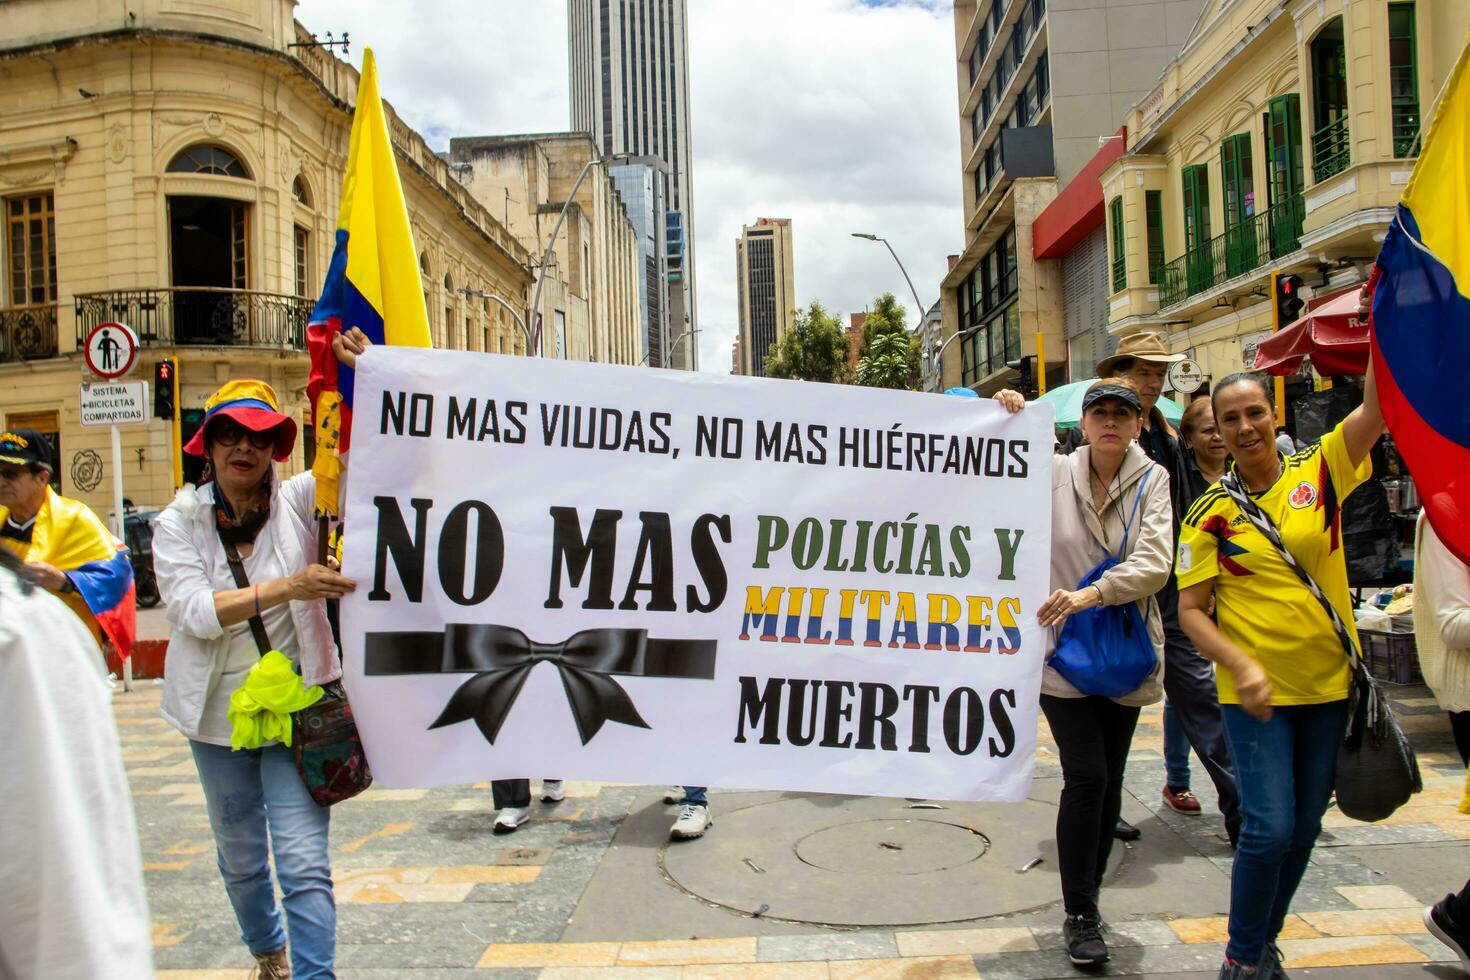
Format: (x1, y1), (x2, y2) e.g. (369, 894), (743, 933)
(932, 323), (981, 391)
(851, 233), (926, 329)
(459, 288), (532, 351)
(639, 326), (699, 367)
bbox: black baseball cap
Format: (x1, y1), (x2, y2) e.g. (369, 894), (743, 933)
(1081, 382), (1143, 414)
(0, 428), (52, 470)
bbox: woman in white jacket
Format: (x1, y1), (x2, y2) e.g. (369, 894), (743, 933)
(153, 378), (354, 980)
(1416, 514), (1470, 971)
(996, 378), (1173, 969)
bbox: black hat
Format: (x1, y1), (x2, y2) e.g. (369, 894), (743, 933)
(1081, 383), (1142, 414)
(0, 428), (52, 470)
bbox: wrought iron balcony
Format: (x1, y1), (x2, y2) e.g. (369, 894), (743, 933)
(1392, 100), (1420, 157)
(74, 288), (311, 351)
(0, 304), (59, 362)
(1156, 195), (1304, 309)
(1311, 116), (1350, 182)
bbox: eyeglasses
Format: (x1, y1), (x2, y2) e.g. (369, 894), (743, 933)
(210, 420), (277, 451)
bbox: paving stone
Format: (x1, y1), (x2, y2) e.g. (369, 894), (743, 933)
(756, 932), (900, 962)
(1167, 915), (1320, 944)
(684, 964), (830, 979)
(335, 942), (487, 969)
(475, 941), (621, 968)
(1334, 885), (1423, 908)
(1400, 931), (1460, 962)
(1276, 934), (1430, 968)
(1297, 908), (1429, 937)
(828, 956), (979, 979)
(616, 937), (758, 966)
(895, 926), (1038, 957)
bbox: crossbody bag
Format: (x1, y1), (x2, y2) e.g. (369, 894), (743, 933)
(221, 535), (373, 807)
(1218, 471), (1420, 822)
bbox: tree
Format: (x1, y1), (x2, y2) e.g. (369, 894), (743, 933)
(763, 301), (850, 383)
(855, 330), (921, 390)
(853, 291), (921, 390)
(860, 292), (909, 347)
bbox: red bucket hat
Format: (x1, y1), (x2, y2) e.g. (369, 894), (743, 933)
(182, 379), (297, 462)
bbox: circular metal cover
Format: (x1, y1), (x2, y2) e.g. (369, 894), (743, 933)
(659, 794), (1122, 927)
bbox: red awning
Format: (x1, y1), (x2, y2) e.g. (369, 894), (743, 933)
(1252, 287), (1369, 377)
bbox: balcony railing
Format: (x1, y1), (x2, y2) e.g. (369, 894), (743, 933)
(1311, 116), (1350, 182)
(0, 303), (59, 362)
(74, 288), (311, 351)
(1157, 195), (1304, 308)
(1392, 100), (1420, 157)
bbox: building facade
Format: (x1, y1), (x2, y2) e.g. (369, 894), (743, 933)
(735, 218), (795, 378)
(0, 0), (536, 517)
(607, 159), (671, 366)
(938, 0), (1206, 395)
(1103, 0), (1463, 384)
(446, 134), (643, 367)
(569, 0), (698, 370)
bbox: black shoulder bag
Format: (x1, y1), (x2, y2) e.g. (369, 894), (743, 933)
(221, 537), (372, 807)
(1219, 471), (1421, 823)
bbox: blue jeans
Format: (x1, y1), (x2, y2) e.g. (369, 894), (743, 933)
(684, 786), (708, 806)
(191, 741), (335, 979)
(1220, 700), (1347, 964)
(1164, 700), (1191, 789)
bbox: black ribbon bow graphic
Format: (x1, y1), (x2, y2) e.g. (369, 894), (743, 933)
(364, 625), (717, 745)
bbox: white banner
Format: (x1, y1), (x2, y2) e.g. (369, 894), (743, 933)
(342, 349), (1054, 802)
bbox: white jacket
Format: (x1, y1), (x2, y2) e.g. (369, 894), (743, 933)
(1042, 443), (1173, 706)
(1415, 514), (1470, 713)
(153, 474), (341, 739)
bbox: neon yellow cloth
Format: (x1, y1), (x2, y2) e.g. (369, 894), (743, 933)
(227, 651), (324, 749)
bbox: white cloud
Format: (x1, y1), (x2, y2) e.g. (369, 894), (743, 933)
(296, 0), (962, 372)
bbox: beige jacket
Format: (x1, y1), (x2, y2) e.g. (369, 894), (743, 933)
(1415, 514), (1470, 712)
(1042, 442), (1172, 706)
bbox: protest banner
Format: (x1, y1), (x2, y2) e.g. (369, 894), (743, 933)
(340, 348), (1054, 801)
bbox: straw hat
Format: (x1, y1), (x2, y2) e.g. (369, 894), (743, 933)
(1095, 332), (1186, 378)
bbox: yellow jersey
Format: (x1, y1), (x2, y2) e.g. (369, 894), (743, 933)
(1176, 422), (1371, 706)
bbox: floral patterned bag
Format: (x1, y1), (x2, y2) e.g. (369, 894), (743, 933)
(292, 680), (373, 807)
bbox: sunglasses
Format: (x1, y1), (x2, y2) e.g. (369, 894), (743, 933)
(210, 420), (277, 451)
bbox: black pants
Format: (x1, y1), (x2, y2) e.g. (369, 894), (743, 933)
(491, 779), (530, 809)
(1159, 581), (1241, 843)
(1449, 711), (1470, 767)
(1041, 693), (1141, 917)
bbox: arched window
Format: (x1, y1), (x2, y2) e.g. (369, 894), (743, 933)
(291, 175), (311, 207)
(419, 250), (430, 275)
(167, 144), (250, 178)
(443, 272), (454, 291)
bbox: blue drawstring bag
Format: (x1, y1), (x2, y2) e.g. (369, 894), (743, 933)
(1050, 472), (1158, 698)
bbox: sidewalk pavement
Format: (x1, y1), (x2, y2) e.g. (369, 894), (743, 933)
(116, 639), (1469, 979)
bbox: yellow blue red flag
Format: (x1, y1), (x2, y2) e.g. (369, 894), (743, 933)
(307, 48), (432, 517)
(1371, 35), (1470, 565)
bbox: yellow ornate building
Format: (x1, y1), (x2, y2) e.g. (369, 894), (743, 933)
(1103, 0), (1465, 384)
(0, 0), (620, 518)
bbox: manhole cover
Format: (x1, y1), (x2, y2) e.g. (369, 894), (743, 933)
(659, 793), (1126, 927)
(794, 818), (989, 874)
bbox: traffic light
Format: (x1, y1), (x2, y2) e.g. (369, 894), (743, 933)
(1272, 271), (1305, 329)
(154, 359), (176, 419)
(1006, 355), (1036, 398)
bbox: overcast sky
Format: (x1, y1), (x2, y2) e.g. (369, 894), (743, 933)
(297, 0), (961, 372)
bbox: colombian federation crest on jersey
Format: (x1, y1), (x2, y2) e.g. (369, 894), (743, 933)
(1289, 482), (1318, 509)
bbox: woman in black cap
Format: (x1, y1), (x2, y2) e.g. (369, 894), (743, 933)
(996, 378), (1173, 969)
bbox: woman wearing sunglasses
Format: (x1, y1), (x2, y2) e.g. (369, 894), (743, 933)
(152, 374), (356, 979)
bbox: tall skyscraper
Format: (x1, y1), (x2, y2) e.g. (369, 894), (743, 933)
(569, 0), (698, 370)
(735, 218), (795, 378)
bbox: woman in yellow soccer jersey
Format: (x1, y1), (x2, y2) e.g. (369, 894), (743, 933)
(1177, 368), (1384, 980)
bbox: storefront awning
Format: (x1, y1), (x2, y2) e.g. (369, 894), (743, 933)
(1252, 287), (1369, 377)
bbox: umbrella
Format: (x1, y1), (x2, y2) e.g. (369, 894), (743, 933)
(1037, 378), (1184, 429)
(1252, 287), (1368, 376)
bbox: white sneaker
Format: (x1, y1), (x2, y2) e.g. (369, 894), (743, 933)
(662, 785), (686, 804)
(540, 780), (565, 803)
(493, 806), (530, 834)
(669, 803), (711, 840)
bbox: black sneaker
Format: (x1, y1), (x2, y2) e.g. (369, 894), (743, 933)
(1425, 895), (1470, 974)
(1113, 818), (1141, 841)
(1259, 941), (1288, 979)
(1216, 958), (1260, 979)
(1064, 913), (1108, 968)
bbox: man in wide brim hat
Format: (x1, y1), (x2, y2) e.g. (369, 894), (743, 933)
(1100, 332), (1243, 849)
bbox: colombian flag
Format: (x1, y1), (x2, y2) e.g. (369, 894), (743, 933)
(306, 48), (432, 518)
(0, 488), (135, 659)
(1372, 35), (1470, 566)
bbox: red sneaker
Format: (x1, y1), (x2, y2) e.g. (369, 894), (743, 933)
(1163, 785), (1202, 814)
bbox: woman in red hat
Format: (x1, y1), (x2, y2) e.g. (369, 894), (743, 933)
(154, 372), (355, 980)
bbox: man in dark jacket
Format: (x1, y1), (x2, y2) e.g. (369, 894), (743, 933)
(1098, 334), (1240, 846)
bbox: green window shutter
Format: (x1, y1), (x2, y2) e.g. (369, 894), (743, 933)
(1109, 196), (1127, 292)
(1389, 4), (1420, 157)
(1144, 191), (1164, 285)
